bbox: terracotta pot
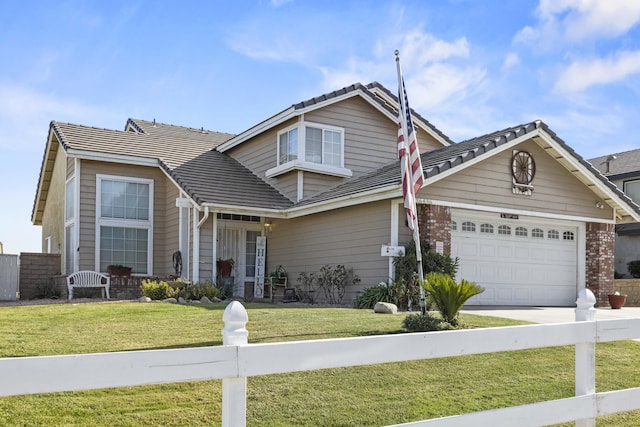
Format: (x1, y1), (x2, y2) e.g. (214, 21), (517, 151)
(217, 260), (234, 278)
(608, 294), (627, 309)
(107, 265), (132, 277)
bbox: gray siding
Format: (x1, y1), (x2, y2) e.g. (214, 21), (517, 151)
(78, 161), (169, 274)
(424, 140), (613, 220)
(41, 143), (67, 270)
(266, 200), (392, 302)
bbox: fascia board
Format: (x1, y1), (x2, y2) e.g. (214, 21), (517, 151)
(423, 130), (539, 187)
(368, 85), (450, 147)
(31, 129), (58, 224)
(217, 106), (296, 152)
(422, 198), (617, 225)
(285, 185), (401, 218)
(536, 131), (640, 222)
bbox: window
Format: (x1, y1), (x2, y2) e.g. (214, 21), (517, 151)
(563, 231), (575, 241)
(515, 227), (528, 237)
(532, 228), (544, 238)
(245, 231), (262, 277)
(97, 176), (153, 275)
(269, 121), (350, 178)
(462, 221), (476, 232)
(65, 178), (75, 221)
(498, 225), (511, 235)
(624, 179), (640, 204)
(451, 221), (457, 231)
(480, 223), (494, 233)
(548, 230), (559, 239)
(65, 177), (75, 273)
(279, 128), (298, 164)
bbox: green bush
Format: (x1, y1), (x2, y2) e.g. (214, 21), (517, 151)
(297, 265), (360, 305)
(34, 281), (61, 299)
(179, 282), (222, 301)
(354, 283), (392, 309)
(402, 312), (458, 332)
(394, 240), (459, 283)
(627, 260), (640, 278)
(141, 280), (178, 300)
(422, 272), (484, 326)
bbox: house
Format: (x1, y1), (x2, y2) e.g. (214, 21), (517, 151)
(32, 82), (640, 307)
(589, 149), (640, 277)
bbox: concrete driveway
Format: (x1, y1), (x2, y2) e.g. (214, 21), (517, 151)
(460, 305), (640, 324)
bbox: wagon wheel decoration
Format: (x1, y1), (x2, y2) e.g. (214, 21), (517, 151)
(511, 151), (536, 185)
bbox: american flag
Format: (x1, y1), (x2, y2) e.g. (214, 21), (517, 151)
(397, 75), (424, 233)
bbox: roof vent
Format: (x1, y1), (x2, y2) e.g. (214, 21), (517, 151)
(152, 118), (156, 127)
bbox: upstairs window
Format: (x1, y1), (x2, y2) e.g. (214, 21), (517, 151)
(268, 121), (350, 179)
(279, 128), (298, 164)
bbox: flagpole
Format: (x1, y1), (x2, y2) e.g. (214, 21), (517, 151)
(395, 50), (426, 315)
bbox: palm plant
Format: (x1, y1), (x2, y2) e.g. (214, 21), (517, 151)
(422, 272), (484, 326)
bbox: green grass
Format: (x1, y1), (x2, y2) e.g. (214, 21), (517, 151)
(0, 301), (638, 426)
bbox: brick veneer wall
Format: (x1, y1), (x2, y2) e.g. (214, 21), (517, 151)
(19, 253), (62, 299)
(417, 204), (451, 254)
(613, 279), (640, 306)
(585, 223), (615, 307)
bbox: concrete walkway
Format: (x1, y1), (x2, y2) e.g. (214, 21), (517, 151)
(461, 305), (640, 324)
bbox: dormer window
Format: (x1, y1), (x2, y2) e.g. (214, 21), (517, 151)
(267, 121), (352, 178)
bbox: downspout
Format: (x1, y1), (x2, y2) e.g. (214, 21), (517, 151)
(192, 206), (209, 283)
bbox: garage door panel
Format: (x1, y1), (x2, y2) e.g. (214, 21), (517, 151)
(452, 213), (578, 307)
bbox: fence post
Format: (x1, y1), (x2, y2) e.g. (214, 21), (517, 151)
(575, 288), (596, 427)
(222, 301), (249, 427)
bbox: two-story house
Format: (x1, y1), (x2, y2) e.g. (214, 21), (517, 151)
(32, 82), (640, 306)
(589, 150), (640, 277)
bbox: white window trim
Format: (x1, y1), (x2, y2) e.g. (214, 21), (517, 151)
(95, 174), (154, 274)
(267, 121), (351, 178)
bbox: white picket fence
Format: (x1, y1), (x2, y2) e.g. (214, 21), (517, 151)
(1, 289), (640, 426)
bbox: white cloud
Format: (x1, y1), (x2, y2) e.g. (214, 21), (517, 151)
(554, 50), (640, 93)
(502, 52), (520, 70)
(0, 85), (115, 151)
(515, 0), (640, 47)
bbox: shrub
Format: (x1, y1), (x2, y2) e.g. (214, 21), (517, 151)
(34, 281), (61, 299)
(354, 283), (392, 309)
(297, 265), (360, 305)
(179, 282), (222, 301)
(394, 240), (459, 283)
(422, 273), (484, 326)
(402, 312), (458, 332)
(627, 260), (640, 278)
(141, 280), (178, 300)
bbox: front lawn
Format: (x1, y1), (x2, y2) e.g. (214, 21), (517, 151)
(0, 301), (638, 426)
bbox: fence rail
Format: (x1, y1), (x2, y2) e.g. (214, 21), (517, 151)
(0, 289), (639, 426)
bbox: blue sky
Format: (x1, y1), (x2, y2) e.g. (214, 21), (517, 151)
(2, 0), (640, 255)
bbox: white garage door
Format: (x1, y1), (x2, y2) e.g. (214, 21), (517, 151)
(451, 212), (579, 306)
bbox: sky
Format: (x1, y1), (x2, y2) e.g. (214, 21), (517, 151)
(1, 0), (640, 255)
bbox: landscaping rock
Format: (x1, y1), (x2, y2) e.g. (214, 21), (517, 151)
(190, 299), (201, 304)
(164, 297), (178, 304)
(200, 296), (212, 304)
(374, 302), (397, 314)
(138, 296), (152, 303)
(178, 297), (187, 304)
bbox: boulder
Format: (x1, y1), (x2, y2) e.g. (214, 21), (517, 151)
(138, 296), (152, 303)
(163, 297), (178, 304)
(178, 297), (187, 304)
(374, 302), (397, 314)
(200, 296), (212, 304)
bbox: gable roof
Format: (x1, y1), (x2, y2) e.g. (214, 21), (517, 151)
(290, 120), (640, 223)
(216, 82), (453, 152)
(32, 120), (292, 224)
(589, 148), (640, 180)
